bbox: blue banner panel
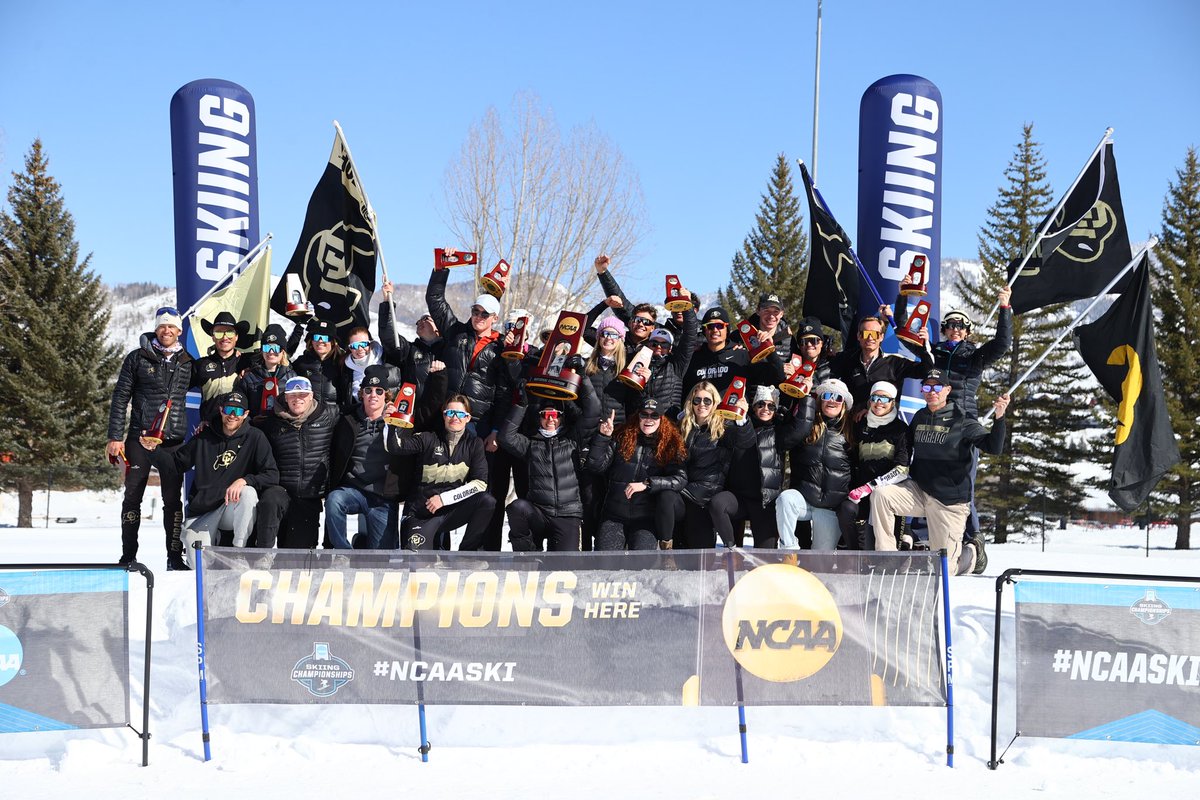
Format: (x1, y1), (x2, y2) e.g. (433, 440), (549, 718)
(1015, 581), (1200, 745)
(0, 569), (129, 733)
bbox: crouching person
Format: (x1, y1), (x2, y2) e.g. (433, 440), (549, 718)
(499, 400), (584, 552)
(386, 394), (494, 551)
(164, 391), (279, 565)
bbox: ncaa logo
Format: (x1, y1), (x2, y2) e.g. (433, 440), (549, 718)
(292, 642), (355, 698)
(721, 563), (842, 682)
(0, 625), (23, 687)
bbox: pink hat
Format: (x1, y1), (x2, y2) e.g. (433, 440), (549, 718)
(597, 315), (627, 338)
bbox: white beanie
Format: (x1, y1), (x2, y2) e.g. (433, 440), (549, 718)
(752, 384), (779, 405)
(155, 306), (183, 330)
(814, 378), (853, 410)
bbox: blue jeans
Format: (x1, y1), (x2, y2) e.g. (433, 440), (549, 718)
(775, 489), (842, 550)
(324, 486), (390, 549)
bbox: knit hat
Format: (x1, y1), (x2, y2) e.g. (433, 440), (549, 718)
(307, 319), (337, 340)
(869, 381), (898, 399)
(284, 376), (313, 395)
(154, 306), (183, 331)
(866, 381), (899, 428)
(814, 378), (853, 409)
(362, 364), (391, 390)
(752, 384), (780, 405)
(597, 315), (628, 338)
(473, 294), (501, 317)
(701, 307), (730, 326)
(795, 317), (824, 339)
(261, 324), (288, 347)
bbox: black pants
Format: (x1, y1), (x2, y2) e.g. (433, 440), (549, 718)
(506, 500), (581, 551)
(402, 492), (497, 551)
(656, 491), (715, 547)
(709, 491), (780, 548)
(255, 486), (323, 549)
(579, 469), (605, 552)
(120, 435), (185, 561)
(482, 446), (529, 551)
(595, 517), (658, 551)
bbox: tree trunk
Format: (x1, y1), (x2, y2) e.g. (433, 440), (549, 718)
(1176, 476), (1192, 549)
(995, 507), (1009, 545)
(17, 478), (33, 528)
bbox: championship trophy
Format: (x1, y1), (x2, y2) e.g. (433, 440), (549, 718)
(481, 259), (511, 298)
(617, 346), (653, 391)
(261, 377), (279, 414)
(142, 399), (173, 446)
(779, 355), (817, 398)
(501, 315), (530, 361)
(736, 319), (776, 363)
(900, 254), (929, 297)
(896, 299), (932, 347)
(716, 376), (747, 421)
(284, 273), (312, 317)
(663, 275), (691, 312)
(386, 383), (417, 428)
(434, 247), (478, 270)
(526, 311), (586, 401)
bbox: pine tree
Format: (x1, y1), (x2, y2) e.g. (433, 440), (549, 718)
(951, 125), (1095, 543)
(1151, 147), (1200, 549)
(0, 140), (122, 527)
(716, 154), (808, 323)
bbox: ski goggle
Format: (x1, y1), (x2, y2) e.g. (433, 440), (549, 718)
(262, 344), (282, 354)
(221, 405), (247, 417)
(920, 383), (947, 394)
(869, 394), (895, 405)
(799, 336), (822, 346)
(941, 320), (969, 331)
(443, 409), (470, 420)
(539, 409), (561, 420)
(212, 330), (238, 340)
(820, 392), (846, 403)
(348, 341), (371, 351)
(859, 330), (882, 341)
(691, 396), (714, 407)
(310, 334), (331, 343)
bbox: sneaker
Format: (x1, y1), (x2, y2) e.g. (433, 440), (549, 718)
(167, 556), (191, 572)
(972, 535), (988, 574)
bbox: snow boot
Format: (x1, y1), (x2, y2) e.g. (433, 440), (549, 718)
(972, 535), (989, 574)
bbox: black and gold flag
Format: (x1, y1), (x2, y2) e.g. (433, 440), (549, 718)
(1075, 256), (1179, 511)
(1010, 142), (1131, 314)
(270, 128), (376, 338)
(799, 162), (861, 344)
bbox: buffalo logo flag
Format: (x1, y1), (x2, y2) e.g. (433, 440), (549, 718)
(193, 246), (271, 355)
(270, 127), (377, 336)
(1009, 142), (1132, 314)
(1074, 255), (1179, 511)
(799, 162), (860, 344)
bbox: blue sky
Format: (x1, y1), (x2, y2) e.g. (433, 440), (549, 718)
(2, 0), (1197, 300)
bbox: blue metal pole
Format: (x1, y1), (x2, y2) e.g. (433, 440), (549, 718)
(418, 704), (430, 763)
(939, 550), (954, 768)
(194, 542), (212, 762)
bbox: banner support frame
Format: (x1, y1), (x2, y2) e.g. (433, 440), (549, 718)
(938, 550), (954, 768)
(193, 542), (213, 761)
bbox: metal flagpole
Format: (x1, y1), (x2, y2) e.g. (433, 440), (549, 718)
(981, 238), (1157, 421)
(811, 0), (822, 183)
(332, 120), (400, 348)
(983, 127), (1114, 328)
(177, 234), (273, 323)
(194, 542), (213, 761)
(939, 550), (955, 768)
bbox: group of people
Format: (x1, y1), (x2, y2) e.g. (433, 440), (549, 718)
(107, 256), (1013, 576)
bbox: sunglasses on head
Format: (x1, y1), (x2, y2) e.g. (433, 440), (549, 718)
(859, 330), (882, 341)
(921, 383), (947, 394)
(362, 386), (386, 396)
(156, 306), (180, 317)
(348, 341), (371, 351)
(212, 330), (238, 340)
(753, 401), (777, 411)
(820, 391), (845, 403)
(691, 396), (713, 407)
(310, 334), (331, 343)
(639, 410), (661, 420)
(869, 394), (895, 405)
(221, 405), (247, 417)
(262, 343), (282, 354)
(443, 409), (470, 420)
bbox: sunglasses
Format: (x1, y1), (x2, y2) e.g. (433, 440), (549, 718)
(869, 394), (895, 405)
(262, 344), (282, 354)
(691, 396), (713, 407)
(221, 405), (247, 417)
(800, 336), (822, 346)
(470, 307), (493, 318)
(310, 334), (331, 343)
(539, 409), (561, 420)
(921, 383), (947, 394)
(600, 330), (622, 339)
(753, 401), (777, 411)
(212, 330), (238, 340)
(631, 317), (656, 327)
(820, 392), (845, 403)
(704, 322), (728, 331)
(650, 342), (671, 351)
(362, 386), (386, 396)
(942, 320), (969, 331)
(638, 410), (661, 420)
(443, 409), (470, 420)
(348, 341), (371, 351)
(859, 330), (882, 341)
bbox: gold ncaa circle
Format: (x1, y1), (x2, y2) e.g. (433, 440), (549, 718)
(721, 562), (842, 682)
(557, 318), (580, 336)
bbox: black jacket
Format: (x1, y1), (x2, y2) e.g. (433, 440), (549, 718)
(680, 421), (746, 505)
(623, 307), (698, 420)
(191, 350), (241, 418)
(260, 397), (339, 498)
(909, 401), (1006, 505)
(236, 361), (297, 420)
(829, 346), (932, 416)
(378, 297), (444, 394)
(682, 341), (785, 400)
(852, 414), (910, 488)
(108, 333), (195, 444)
(425, 268), (505, 430)
(727, 413), (807, 507)
(788, 396), (853, 509)
(291, 350), (343, 409)
(172, 421), (279, 517)
(499, 406), (584, 517)
(330, 408), (395, 499)
(386, 425), (490, 516)
(586, 430), (686, 522)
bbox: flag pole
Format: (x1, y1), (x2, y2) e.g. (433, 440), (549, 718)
(981, 238), (1157, 421)
(178, 234), (273, 322)
(811, 0), (822, 183)
(332, 120), (399, 347)
(984, 127), (1114, 328)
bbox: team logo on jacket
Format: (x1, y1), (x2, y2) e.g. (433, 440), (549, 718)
(292, 642), (355, 697)
(722, 563), (842, 682)
(214, 449), (238, 469)
(205, 363), (217, 373)
(1130, 590), (1171, 626)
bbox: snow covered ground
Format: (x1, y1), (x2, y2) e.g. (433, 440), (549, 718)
(1, 489), (1197, 800)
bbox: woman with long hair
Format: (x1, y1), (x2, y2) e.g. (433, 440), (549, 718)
(657, 381), (748, 548)
(237, 324), (296, 424)
(288, 318), (345, 409)
(587, 398), (687, 551)
(580, 315), (631, 550)
(776, 378), (855, 550)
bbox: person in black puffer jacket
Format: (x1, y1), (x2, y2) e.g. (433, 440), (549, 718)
(838, 381), (910, 551)
(656, 381), (751, 548)
(107, 308), (195, 569)
(386, 393), (495, 551)
(499, 400), (585, 551)
(579, 315), (634, 550)
(710, 385), (807, 548)
(622, 305), (698, 421)
(682, 306), (785, 401)
(378, 279), (443, 395)
(776, 378), (855, 550)
(237, 324), (297, 423)
(587, 398), (688, 551)
(288, 318), (345, 409)
(256, 375), (339, 549)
